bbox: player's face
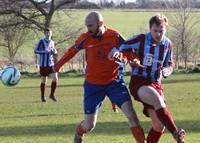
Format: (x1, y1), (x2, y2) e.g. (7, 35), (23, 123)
(44, 30), (52, 39)
(150, 23), (166, 43)
(85, 18), (99, 35)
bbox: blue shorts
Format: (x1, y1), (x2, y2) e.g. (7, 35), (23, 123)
(84, 80), (131, 114)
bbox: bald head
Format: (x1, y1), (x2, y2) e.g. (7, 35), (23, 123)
(85, 11), (105, 36)
(85, 11), (103, 25)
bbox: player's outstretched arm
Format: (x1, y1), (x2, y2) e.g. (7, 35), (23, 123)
(34, 48), (50, 54)
(54, 45), (78, 72)
(108, 47), (120, 61)
(162, 43), (173, 78)
(122, 50), (144, 68)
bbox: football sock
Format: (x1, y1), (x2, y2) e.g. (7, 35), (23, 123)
(130, 125), (146, 143)
(40, 83), (46, 97)
(156, 108), (178, 134)
(50, 81), (57, 96)
(147, 128), (163, 143)
(76, 121), (87, 136)
(112, 103), (117, 109)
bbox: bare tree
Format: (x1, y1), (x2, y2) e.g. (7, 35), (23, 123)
(0, 0), (82, 49)
(136, 0), (148, 8)
(0, 14), (28, 63)
(0, 0), (79, 33)
(0, 0), (87, 70)
(163, 0), (200, 69)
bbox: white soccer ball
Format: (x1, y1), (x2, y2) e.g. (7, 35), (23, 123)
(0, 66), (21, 86)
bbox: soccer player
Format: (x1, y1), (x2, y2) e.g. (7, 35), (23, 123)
(34, 28), (58, 102)
(111, 102), (118, 112)
(54, 11), (146, 143)
(119, 13), (186, 143)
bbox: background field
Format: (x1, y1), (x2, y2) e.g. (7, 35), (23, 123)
(0, 73), (200, 143)
(3, 9), (199, 63)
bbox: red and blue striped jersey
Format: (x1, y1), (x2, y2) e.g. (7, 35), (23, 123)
(120, 32), (173, 82)
(34, 38), (57, 67)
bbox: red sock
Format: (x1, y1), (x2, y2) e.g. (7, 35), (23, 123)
(50, 81), (57, 96)
(147, 128), (163, 143)
(112, 103), (117, 109)
(130, 126), (146, 143)
(40, 83), (45, 97)
(76, 121), (87, 136)
(156, 108), (178, 134)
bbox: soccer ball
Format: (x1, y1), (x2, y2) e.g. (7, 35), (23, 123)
(0, 66), (21, 86)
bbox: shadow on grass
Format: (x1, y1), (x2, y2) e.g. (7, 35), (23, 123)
(0, 120), (199, 137)
(163, 78), (200, 84)
(13, 78), (200, 90)
(13, 84), (83, 89)
(0, 112), (83, 119)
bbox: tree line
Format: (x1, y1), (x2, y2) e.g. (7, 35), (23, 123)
(0, 0), (199, 72)
(81, 0), (200, 9)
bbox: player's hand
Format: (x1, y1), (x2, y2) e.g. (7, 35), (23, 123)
(162, 68), (170, 78)
(108, 47), (120, 61)
(129, 58), (144, 68)
(46, 48), (52, 53)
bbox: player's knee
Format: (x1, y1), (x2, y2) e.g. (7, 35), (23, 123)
(41, 77), (47, 83)
(121, 103), (140, 126)
(52, 75), (58, 81)
(153, 98), (166, 110)
(125, 110), (137, 121)
(41, 80), (47, 84)
(52, 78), (58, 82)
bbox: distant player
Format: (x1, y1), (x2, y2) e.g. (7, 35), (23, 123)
(34, 28), (58, 102)
(55, 11), (146, 143)
(111, 102), (118, 112)
(119, 13), (186, 143)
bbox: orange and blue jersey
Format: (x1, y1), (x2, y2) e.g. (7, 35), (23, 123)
(120, 32), (173, 82)
(55, 27), (125, 84)
(34, 38), (57, 67)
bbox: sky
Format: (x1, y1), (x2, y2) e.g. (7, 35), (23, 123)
(124, 0), (136, 2)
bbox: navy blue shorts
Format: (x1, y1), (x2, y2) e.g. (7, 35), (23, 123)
(83, 80), (131, 114)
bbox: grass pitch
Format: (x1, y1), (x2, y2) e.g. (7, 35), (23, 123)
(0, 73), (200, 143)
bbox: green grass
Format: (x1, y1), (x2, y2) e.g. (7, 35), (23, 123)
(0, 73), (200, 143)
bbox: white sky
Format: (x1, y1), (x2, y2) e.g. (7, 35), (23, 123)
(125, 0), (136, 2)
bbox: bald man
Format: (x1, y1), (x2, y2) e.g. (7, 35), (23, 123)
(55, 11), (146, 143)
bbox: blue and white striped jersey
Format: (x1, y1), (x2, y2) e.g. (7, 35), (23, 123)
(34, 38), (57, 67)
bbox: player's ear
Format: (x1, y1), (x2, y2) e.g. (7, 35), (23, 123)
(98, 21), (104, 27)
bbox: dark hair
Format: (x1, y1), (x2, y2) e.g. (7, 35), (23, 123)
(149, 13), (168, 28)
(44, 27), (51, 32)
